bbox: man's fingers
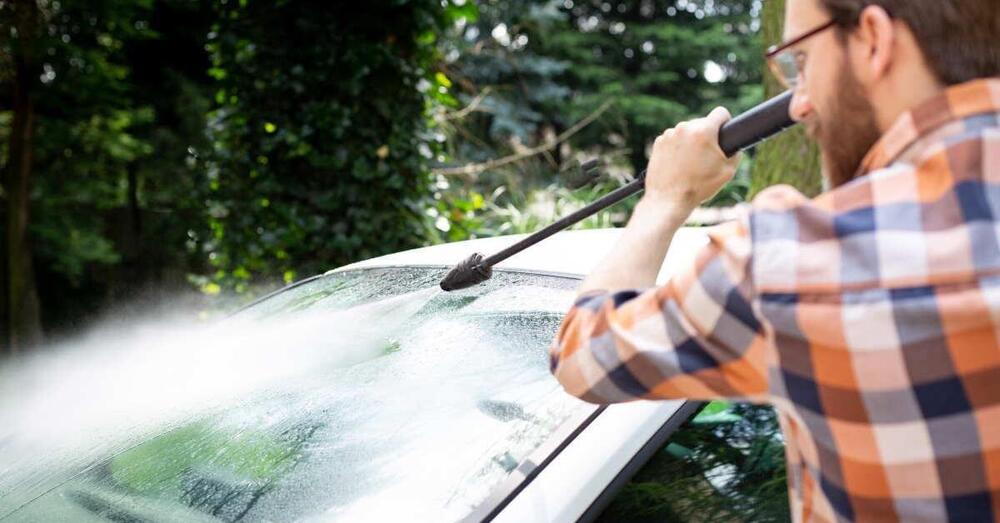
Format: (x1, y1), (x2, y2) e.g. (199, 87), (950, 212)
(706, 106), (732, 129)
(725, 151), (742, 169)
(656, 106), (731, 150)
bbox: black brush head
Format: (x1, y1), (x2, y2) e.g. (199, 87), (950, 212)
(439, 252), (493, 291)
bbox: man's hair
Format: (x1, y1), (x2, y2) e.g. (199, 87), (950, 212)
(820, 0), (1000, 85)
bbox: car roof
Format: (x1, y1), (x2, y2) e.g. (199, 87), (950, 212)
(332, 227), (711, 283)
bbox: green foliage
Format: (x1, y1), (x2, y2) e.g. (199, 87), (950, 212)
(599, 403), (790, 522)
(97, 420), (319, 518)
(534, 0), (765, 173)
(433, 0), (766, 244)
(749, 0), (821, 198)
(2, 0), (776, 335)
(750, 126), (822, 198)
(0, 0), (220, 333)
(202, 0), (464, 293)
(0, 1), (150, 327)
(704, 156), (754, 207)
(110, 423), (299, 497)
(33, 109), (150, 283)
(482, 182), (625, 234)
(430, 176), (629, 241)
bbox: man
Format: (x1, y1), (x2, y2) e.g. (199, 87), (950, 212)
(549, 0), (1000, 521)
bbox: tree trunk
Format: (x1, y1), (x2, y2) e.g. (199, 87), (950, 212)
(749, 0), (822, 198)
(124, 164), (144, 286)
(2, 0), (43, 352)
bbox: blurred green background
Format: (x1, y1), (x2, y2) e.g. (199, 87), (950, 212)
(0, 0), (816, 348)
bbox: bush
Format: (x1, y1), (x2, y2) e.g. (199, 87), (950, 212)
(201, 0), (469, 294)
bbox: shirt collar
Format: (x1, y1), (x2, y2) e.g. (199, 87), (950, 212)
(859, 77), (1000, 173)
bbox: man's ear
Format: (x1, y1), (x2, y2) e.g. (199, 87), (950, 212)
(852, 5), (895, 83)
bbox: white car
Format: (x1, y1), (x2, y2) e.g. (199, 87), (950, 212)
(0, 229), (788, 522)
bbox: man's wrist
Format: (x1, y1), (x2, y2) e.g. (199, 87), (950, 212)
(634, 194), (695, 227)
(576, 193), (690, 294)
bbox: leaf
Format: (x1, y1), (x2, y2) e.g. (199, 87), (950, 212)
(444, 1), (479, 24)
(434, 71), (453, 89)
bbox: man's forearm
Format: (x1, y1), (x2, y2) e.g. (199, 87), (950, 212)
(577, 196), (692, 294)
(576, 107), (736, 295)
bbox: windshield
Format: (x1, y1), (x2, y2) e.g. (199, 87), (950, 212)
(0, 267), (595, 522)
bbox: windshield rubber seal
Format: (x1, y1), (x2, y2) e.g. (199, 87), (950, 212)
(235, 265), (585, 315)
(228, 272), (327, 315)
(462, 404), (607, 523)
(326, 263), (588, 283)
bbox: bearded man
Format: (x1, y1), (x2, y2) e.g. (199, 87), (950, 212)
(549, 0), (1000, 520)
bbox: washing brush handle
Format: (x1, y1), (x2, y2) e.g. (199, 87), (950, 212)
(479, 91), (796, 267)
(440, 91), (796, 291)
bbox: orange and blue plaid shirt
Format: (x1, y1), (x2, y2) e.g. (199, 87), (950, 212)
(550, 78), (1000, 522)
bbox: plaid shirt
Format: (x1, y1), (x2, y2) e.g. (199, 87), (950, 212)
(550, 78), (1000, 522)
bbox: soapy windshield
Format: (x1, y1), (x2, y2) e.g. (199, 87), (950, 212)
(0, 267), (595, 522)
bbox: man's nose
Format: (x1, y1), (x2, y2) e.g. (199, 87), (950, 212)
(789, 89), (813, 122)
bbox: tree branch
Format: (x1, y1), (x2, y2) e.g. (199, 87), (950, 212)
(432, 99), (614, 177)
(440, 86), (493, 121)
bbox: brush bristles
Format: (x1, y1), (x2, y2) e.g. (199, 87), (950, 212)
(439, 253), (493, 291)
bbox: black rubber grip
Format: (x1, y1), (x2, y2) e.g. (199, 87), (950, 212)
(717, 90), (795, 157)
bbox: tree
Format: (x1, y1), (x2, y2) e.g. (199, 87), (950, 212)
(440, 0), (766, 178)
(0, 0), (790, 342)
(202, 0), (466, 294)
(102, 0), (215, 300)
(436, 0), (573, 180)
(2, 0), (160, 347)
(538, 0), (765, 176)
(748, 0), (820, 198)
(1, 0), (216, 347)
(0, 0), (44, 351)
(431, 0), (767, 242)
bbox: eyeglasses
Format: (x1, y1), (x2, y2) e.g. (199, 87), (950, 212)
(765, 19), (838, 89)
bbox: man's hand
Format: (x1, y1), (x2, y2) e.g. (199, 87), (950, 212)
(576, 107), (740, 294)
(643, 106), (741, 212)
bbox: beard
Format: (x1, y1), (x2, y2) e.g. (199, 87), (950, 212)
(810, 61), (882, 189)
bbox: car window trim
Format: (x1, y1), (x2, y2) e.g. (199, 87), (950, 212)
(460, 403), (606, 523)
(575, 400), (706, 523)
(325, 263), (588, 283)
(236, 265), (586, 315)
(230, 272), (328, 314)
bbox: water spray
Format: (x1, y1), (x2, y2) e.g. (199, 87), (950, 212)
(439, 91), (798, 292)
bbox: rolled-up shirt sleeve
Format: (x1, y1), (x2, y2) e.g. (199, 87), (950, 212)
(549, 217), (771, 404)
